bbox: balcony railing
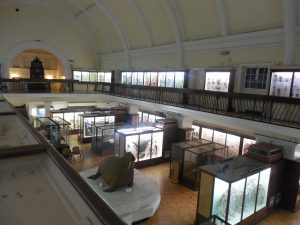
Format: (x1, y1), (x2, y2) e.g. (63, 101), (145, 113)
(1, 78), (299, 129)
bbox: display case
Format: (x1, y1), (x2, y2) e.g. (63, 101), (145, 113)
(116, 126), (163, 167)
(205, 71), (231, 92)
(91, 124), (116, 156)
(78, 113), (115, 143)
(50, 116), (71, 146)
(181, 143), (229, 190)
(197, 156), (271, 225)
(170, 139), (212, 183)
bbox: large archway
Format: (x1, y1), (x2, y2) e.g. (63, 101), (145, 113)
(1, 41), (72, 79)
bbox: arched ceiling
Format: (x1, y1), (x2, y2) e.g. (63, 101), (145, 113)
(0, 0), (299, 68)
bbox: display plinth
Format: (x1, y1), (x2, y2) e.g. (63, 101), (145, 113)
(197, 156), (271, 225)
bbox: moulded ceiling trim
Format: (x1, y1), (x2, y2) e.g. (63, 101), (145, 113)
(128, 0), (153, 47)
(68, 0), (113, 53)
(163, 0), (184, 67)
(92, 0), (130, 67)
(0, 0), (99, 65)
(214, 0), (229, 36)
(283, 0), (297, 65)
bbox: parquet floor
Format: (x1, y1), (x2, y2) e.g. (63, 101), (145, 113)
(68, 135), (300, 225)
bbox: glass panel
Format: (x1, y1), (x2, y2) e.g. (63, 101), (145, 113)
(213, 131), (226, 145)
(125, 135), (139, 161)
(292, 72), (300, 98)
(73, 71), (81, 81)
(83, 117), (94, 138)
(144, 72), (151, 86)
(137, 72), (144, 85)
(139, 133), (152, 161)
(121, 72), (126, 84)
(104, 72), (111, 83)
(152, 132), (163, 158)
(256, 168), (271, 211)
(212, 178), (229, 221)
(142, 113), (149, 123)
(226, 134), (241, 157)
(242, 138), (256, 155)
(90, 72), (97, 82)
(205, 72), (230, 92)
(269, 72), (293, 97)
(166, 72), (175, 87)
(74, 112), (82, 130)
(64, 112), (75, 130)
(81, 71), (89, 82)
(158, 72), (166, 87)
(132, 72), (138, 85)
(126, 72), (132, 85)
(150, 72), (158, 86)
(201, 128), (213, 141)
(242, 173), (259, 219)
(175, 72), (184, 88)
(228, 178), (245, 225)
(198, 172), (214, 217)
(148, 114), (156, 123)
(138, 111), (142, 123)
(192, 125), (200, 139)
(98, 72), (105, 82)
(95, 116), (105, 126)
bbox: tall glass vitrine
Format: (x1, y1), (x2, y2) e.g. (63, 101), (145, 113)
(197, 156), (271, 225)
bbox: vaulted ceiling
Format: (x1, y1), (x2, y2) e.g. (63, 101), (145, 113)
(0, 0), (299, 70)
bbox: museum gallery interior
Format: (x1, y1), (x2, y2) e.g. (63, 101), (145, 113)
(1, 1), (300, 225)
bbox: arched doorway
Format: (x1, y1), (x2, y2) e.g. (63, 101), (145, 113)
(1, 41), (72, 79)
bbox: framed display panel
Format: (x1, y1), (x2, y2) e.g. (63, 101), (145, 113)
(81, 71), (89, 82)
(158, 72), (166, 87)
(197, 156), (271, 225)
(90, 72), (97, 82)
(126, 72), (132, 85)
(137, 72), (144, 85)
(138, 111), (142, 123)
(150, 72), (158, 86)
(166, 72), (175, 87)
(175, 72), (184, 88)
(201, 127), (213, 141)
(192, 125), (200, 140)
(73, 71), (81, 81)
(116, 126), (163, 167)
(104, 72), (112, 83)
(205, 71), (230, 92)
(213, 130), (226, 145)
(269, 71), (293, 97)
(226, 134), (241, 157)
(132, 72), (138, 85)
(79, 113), (115, 143)
(144, 72), (150, 86)
(292, 72), (300, 98)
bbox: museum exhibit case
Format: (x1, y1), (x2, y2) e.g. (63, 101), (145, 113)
(205, 71), (231, 92)
(197, 156), (271, 225)
(155, 118), (177, 159)
(78, 113), (115, 143)
(116, 126), (163, 167)
(181, 142), (229, 190)
(50, 116), (71, 146)
(170, 139), (212, 183)
(269, 70), (300, 98)
(121, 70), (187, 88)
(0, 107), (126, 225)
(91, 124), (116, 156)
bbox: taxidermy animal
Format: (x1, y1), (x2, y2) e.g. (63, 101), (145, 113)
(88, 152), (136, 192)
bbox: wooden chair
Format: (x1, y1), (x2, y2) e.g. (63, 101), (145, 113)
(71, 146), (84, 162)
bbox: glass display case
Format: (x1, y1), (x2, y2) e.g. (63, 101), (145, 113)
(91, 124), (116, 156)
(181, 143), (229, 190)
(170, 139), (212, 183)
(197, 156), (271, 225)
(269, 71), (293, 97)
(205, 72), (230, 92)
(50, 116), (71, 146)
(51, 110), (86, 132)
(116, 126), (163, 167)
(79, 113), (115, 143)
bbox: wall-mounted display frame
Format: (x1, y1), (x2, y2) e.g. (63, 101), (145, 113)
(73, 70), (112, 83)
(204, 71), (232, 92)
(121, 70), (187, 89)
(197, 156), (271, 225)
(269, 70), (300, 98)
(116, 126), (163, 167)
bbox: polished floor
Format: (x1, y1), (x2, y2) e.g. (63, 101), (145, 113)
(68, 135), (300, 225)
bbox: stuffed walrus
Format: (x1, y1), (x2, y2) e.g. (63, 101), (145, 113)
(88, 152), (135, 192)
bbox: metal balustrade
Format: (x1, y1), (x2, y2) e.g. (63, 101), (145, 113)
(1, 78), (299, 129)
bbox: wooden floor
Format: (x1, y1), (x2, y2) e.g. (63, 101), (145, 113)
(68, 135), (300, 225)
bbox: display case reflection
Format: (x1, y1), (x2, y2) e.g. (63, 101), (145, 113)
(116, 126), (163, 166)
(197, 156), (271, 225)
